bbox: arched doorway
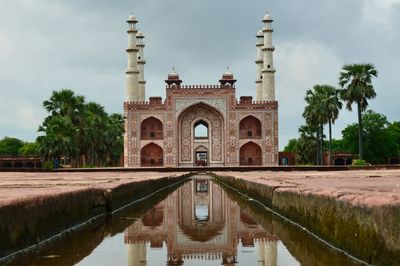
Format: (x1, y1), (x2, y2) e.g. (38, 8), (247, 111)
(239, 116), (261, 139)
(193, 120), (209, 166)
(141, 117), (163, 140)
(194, 145), (208, 166)
(240, 142), (262, 165)
(141, 143), (163, 166)
(178, 103), (224, 166)
(334, 158), (345, 165)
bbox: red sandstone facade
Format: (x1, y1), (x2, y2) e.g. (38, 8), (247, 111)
(124, 72), (279, 167)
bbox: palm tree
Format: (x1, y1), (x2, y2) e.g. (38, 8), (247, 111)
(303, 85), (342, 165)
(37, 116), (79, 161)
(339, 64), (378, 160)
(39, 89), (125, 168)
(314, 85), (342, 164)
(303, 87), (326, 165)
(297, 124), (317, 164)
(43, 89), (85, 120)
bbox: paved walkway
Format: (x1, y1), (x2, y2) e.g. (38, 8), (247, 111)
(214, 169), (400, 207)
(0, 171), (188, 207)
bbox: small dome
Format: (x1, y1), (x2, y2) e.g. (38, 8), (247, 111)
(168, 68), (179, 80)
(222, 69), (234, 79)
(127, 14), (137, 22)
(257, 29), (263, 37)
(263, 13), (272, 21)
(137, 31), (144, 38)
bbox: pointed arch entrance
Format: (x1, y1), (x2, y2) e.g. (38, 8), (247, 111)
(239, 142), (262, 165)
(177, 103), (224, 166)
(141, 143), (163, 166)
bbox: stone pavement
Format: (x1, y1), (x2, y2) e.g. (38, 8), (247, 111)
(0, 171), (188, 207)
(213, 169), (400, 207)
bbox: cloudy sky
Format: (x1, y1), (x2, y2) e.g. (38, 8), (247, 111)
(0, 0), (399, 149)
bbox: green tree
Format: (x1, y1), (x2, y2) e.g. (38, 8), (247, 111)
(19, 142), (40, 155)
(387, 121), (400, 158)
(43, 89), (85, 120)
(297, 125), (317, 164)
(0, 137), (24, 155)
(341, 110), (397, 164)
(303, 85), (340, 165)
(318, 85), (342, 164)
(38, 89), (125, 167)
(329, 138), (349, 153)
(39, 90), (82, 164)
(303, 91), (323, 165)
(105, 113), (125, 166)
(284, 138), (299, 152)
(339, 63), (378, 160)
(37, 115), (79, 160)
(341, 124), (359, 155)
(81, 102), (109, 166)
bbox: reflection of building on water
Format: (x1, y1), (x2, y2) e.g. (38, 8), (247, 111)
(125, 177), (278, 265)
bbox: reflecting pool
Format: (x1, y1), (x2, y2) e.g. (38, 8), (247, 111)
(8, 175), (360, 266)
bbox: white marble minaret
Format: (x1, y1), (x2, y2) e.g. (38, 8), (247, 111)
(125, 14), (140, 102)
(255, 29), (264, 101)
(261, 13), (276, 101)
(136, 31), (146, 102)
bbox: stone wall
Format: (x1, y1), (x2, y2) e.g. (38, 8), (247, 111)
(212, 174), (400, 265)
(0, 175), (188, 261)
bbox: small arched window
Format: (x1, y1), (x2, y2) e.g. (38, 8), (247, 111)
(194, 120), (208, 139)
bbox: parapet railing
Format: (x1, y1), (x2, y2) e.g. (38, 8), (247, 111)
(236, 100), (277, 105)
(166, 84), (236, 89)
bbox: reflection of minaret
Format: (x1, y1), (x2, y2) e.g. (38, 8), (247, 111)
(127, 242), (146, 266)
(258, 239), (278, 266)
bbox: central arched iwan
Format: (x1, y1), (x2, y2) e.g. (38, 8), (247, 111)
(178, 103), (224, 163)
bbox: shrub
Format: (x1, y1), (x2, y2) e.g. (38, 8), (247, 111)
(353, 159), (366, 166)
(42, 161), (54, 170)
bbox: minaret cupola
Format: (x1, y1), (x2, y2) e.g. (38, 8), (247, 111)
(165, 68), (183, 87)
(219, 68), (237, 86)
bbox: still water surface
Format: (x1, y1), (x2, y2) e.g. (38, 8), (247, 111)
(10, 175), (360, 266)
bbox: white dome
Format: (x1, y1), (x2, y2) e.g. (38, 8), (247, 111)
(127, 14), (137, 22)
(223, 70), (233, 76)
(257, 29), (263, 36)
(264, 13), (272, 21)
(137, 31), (144, 37)
(168, 68), (179, 78)
(222, 68), (234, 79)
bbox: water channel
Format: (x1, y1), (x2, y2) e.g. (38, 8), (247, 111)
(8, 175), (361, 266)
